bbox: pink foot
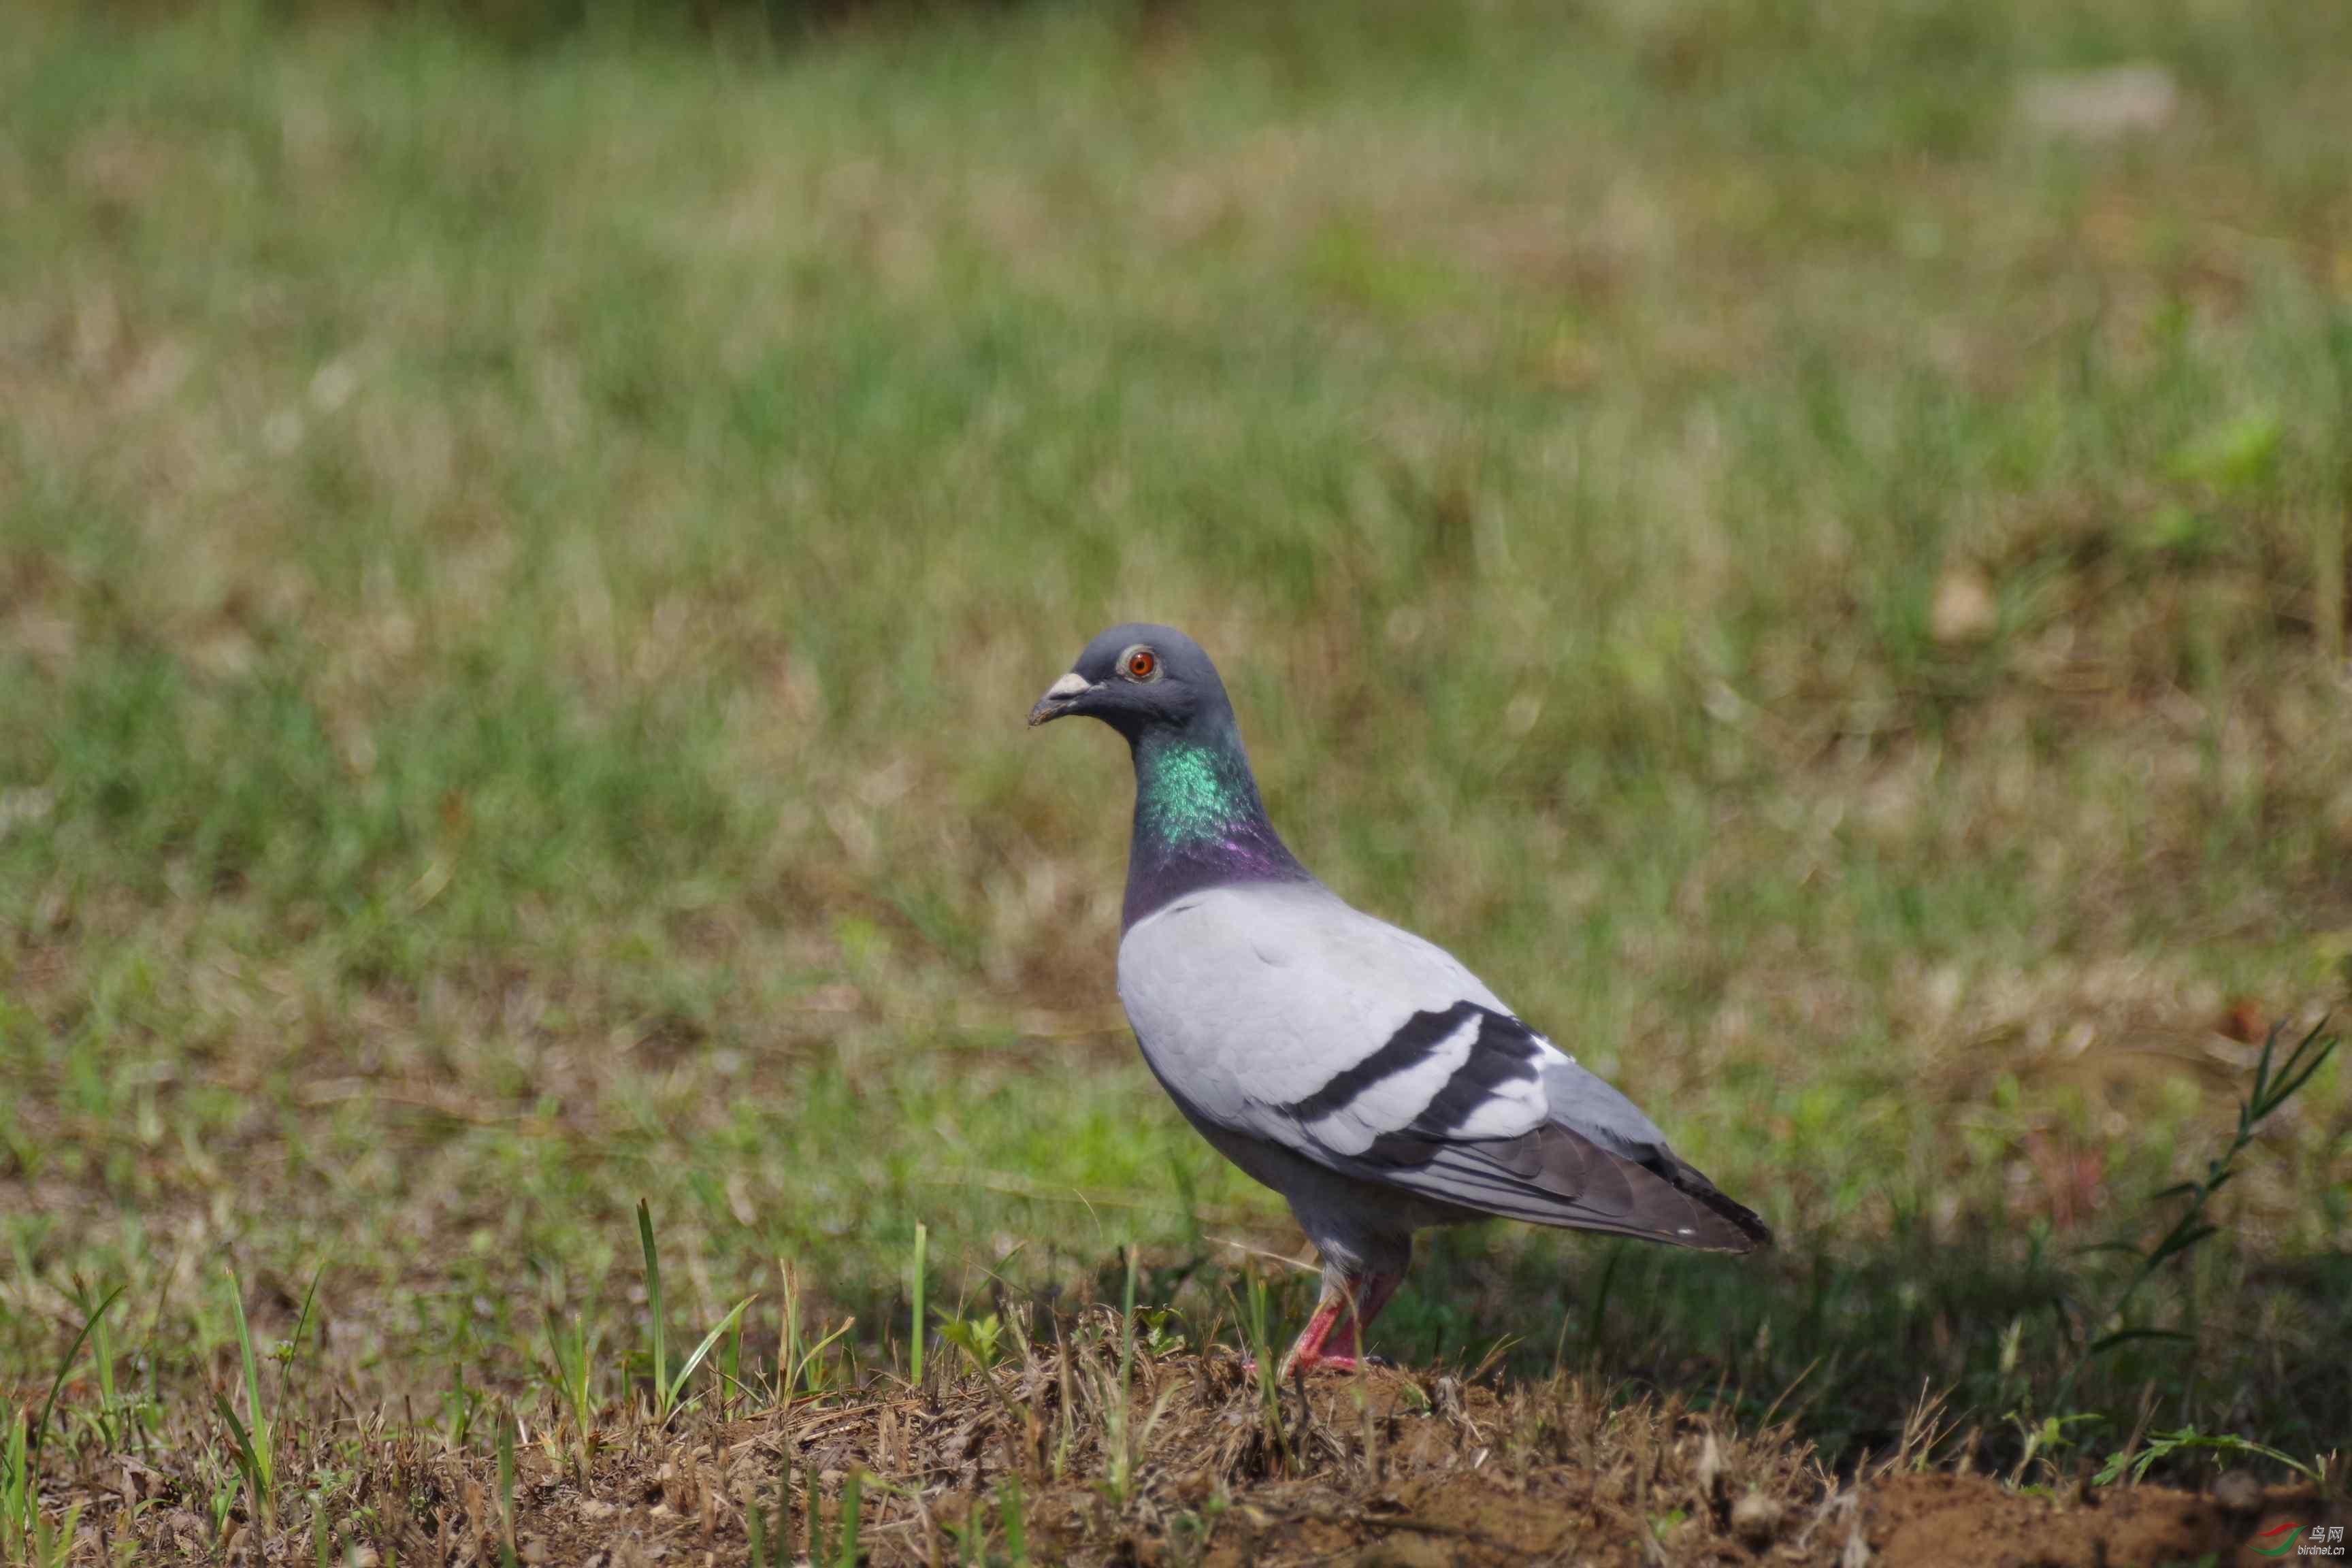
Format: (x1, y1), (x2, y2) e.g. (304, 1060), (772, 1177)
(1275, 1273), (1402, 1377)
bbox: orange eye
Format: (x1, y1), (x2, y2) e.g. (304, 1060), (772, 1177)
(1126, 649), (1158, 680)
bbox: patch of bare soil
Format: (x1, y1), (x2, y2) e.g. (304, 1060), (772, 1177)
(46, 1350), (2345, 1565)
(1860, 1471), (2342, 1568)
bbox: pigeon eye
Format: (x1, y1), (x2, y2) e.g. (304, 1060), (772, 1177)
(1124, 647), (1159, 681)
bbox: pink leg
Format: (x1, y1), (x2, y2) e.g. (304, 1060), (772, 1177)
(1278, 1272), (1403, 1375)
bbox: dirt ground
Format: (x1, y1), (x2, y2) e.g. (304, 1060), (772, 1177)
(56, 1354), (2343, 1565)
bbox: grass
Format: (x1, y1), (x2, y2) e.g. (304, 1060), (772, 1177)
(1, 0), (2350, 1557)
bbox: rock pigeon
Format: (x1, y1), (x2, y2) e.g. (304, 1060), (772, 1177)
(1030, 623), (1770, 1373)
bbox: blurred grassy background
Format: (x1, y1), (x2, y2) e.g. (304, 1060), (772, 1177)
(3, 0), (2349, 1471)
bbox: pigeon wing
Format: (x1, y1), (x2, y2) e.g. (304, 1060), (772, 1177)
(1117, 884), (1769, 1252)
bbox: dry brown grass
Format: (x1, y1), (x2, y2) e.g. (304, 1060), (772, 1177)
(35, 1326), (2345, 1566)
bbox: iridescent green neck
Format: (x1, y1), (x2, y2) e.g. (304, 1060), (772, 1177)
(1136, 738), (1251, 851)
(1124, 722), (1308, 927)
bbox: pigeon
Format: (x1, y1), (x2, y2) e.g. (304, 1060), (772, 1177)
(1030, 623), (1770, 1373)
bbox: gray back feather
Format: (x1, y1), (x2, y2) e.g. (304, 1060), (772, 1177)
(1120, 884), (1769, 1253)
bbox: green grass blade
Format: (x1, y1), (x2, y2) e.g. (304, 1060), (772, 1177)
(2259, 1022), (2338, 1109)
(5, 1411), (31, 1557)
(496, 1412), (520, 1568)
(638, 1199), (666, 1416)
(666, 1295), (759, 1414)
(910, 1223), (927, 1388)
(291, 1262), (325, 1351)
(794, 1318), (857, 1398)
(91, 1294), (118, 1441)
(2143, 1221), (2221, 1269)
(224, 1268), (265, 1446)
(219, 1267), (277, 1520)
(778, 1258), (800, 1401)
(998, 1475), (1026, 1567)
(723, 1306), (745, 1409)
(210, 1392), (261, 1492)
(37, 1501), (80, 1568)
(836, 1468), (862, 1568)
(286, 1262), (327, 1370)
(33, 1284), (123, 1458)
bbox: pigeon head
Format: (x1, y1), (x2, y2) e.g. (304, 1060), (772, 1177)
(1030, 623), (1311, 926)
(1027, 623), (1227, 738)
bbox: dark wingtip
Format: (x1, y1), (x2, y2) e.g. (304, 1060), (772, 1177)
(1701, 1201), (1774, 1253)
(1658, 1154), (1774, 1252)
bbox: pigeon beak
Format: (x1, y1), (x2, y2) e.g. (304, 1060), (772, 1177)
(1028, 671), (1096, 727)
